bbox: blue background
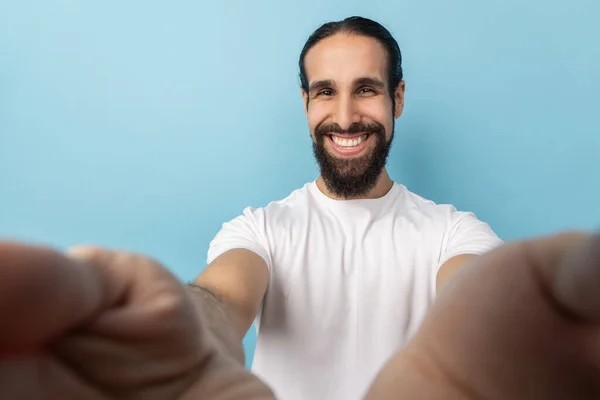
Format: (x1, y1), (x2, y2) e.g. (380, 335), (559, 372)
(1, 0), (599, 367)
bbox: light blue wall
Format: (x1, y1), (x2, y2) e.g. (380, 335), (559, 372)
(1, 1), (599, 367)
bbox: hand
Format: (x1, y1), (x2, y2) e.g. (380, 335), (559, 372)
(0, 242), (274, 399)
(366, 232), (600, 399)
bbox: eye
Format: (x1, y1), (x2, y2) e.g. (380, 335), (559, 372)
(317, 89), (334, 96)
(358, 87), (376, 95)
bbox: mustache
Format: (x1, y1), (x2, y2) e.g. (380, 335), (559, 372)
(314, 121), (385, 137)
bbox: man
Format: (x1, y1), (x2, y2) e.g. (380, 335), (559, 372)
(1, 232), (599, 399)
(1, 15), (598, 400)
(190, 16), (503, 400)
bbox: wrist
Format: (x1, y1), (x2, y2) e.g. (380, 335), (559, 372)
(208, 328), (246, 366)
(186, 284), (246, 365)
(182, 351), (274, 400)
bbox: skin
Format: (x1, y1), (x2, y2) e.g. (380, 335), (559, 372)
(0, 243), (273, 399)
(301, 33), (405, 200)
(192, 248), (269, 345)
(1, 232), (599, 398)
(437, 254), (478, 290)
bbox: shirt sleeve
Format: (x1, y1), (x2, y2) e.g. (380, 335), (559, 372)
(206, 206), (272, 269)
(438, 209), (504, 268)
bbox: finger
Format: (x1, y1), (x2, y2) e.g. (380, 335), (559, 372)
(435, 230), (600, 325)
(61, 247), (213, 399)
(66, 246), (191, 339)
(0, 358), (39, 398)
(52, 331), (203, 393)
(0, 242), (105, 356)
(540, 232), (600, 322)
(0, 356), (106, 400)
(66, 246), (130, 317)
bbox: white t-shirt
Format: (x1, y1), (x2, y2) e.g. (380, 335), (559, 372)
(207, 181), (502, 400)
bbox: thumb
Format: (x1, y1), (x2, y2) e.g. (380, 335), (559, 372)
(548, 232), (600, 322)
(0, 242), (104, 356)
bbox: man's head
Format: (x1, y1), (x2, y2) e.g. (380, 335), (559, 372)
(299, 16), (405, 199)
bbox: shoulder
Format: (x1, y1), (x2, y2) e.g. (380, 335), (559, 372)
(224, 182), (314, 229)
(207, 183), (314, 266)
(394, 184), (498, 237)
(393, 184), (503, 260)
(245, 182), (315, 223)
(395, 184), (459, 220)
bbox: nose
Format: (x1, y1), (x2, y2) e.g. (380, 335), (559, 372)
(331, 95), (360, 131)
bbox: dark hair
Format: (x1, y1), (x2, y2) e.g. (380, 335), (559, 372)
(299, 16), (403, 107)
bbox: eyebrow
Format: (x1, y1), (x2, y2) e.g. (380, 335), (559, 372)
(354, 77), (385, 90)
(308, 77), (386, 94)
(308, 79), (335, 94)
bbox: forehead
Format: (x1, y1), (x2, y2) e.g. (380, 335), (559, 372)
(304, 34), (388, 88)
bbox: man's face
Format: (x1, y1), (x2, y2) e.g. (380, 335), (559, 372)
(302, 33), (405, 198)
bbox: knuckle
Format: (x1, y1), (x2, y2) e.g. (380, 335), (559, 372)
(130, 253), (165, 270)
(67, 246), (164, 270)
(152, 291), (186, 319)
(67, 245), (110, 262)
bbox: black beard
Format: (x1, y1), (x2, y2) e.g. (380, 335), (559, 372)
(312, 121), (393, 199)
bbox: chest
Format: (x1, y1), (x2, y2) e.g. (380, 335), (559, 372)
(258, 212), (442, 352)
(266, 211), (444, 304)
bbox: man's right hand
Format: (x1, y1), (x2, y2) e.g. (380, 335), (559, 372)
(0, 242), (275, 399)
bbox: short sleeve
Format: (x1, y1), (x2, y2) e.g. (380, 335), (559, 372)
(438, 209), (503, 267)
(207, 207), (272, 269)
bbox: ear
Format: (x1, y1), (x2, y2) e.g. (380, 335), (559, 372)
(301, 89), (309, 113)
(393, 80), (406, 119)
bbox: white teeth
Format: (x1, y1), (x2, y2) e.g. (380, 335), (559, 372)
(332, 134), (367, 148)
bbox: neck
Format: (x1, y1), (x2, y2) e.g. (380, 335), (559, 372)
(316, 169), (394, 200)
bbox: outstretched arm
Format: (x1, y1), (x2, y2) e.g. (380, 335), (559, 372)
(367, 232), (600, 399)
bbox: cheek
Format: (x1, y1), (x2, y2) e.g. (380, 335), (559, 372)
(362, 104), (394, 138)
(307, 104), (328, 135)
(384, 118), (394, 141)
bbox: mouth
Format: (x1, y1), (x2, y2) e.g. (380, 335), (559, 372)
(326, 133), (372, 157)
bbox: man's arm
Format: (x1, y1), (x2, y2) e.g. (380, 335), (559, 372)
(435, 254), (477, 292)
(435, 209), (503, 293)
(188, 248), (269, 365)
